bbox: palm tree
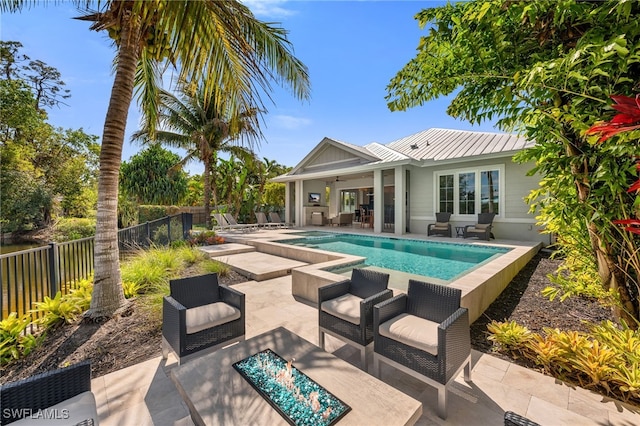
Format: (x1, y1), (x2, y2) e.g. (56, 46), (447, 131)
(133, 83), (261, 229)
(1, 1), (310, 318)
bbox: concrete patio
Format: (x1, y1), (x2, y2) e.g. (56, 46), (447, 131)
(92, 273), (640, 425)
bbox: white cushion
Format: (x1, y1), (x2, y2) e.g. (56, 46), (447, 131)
(379, 313), (440, 356)
(435, 222), (449, 227)
(186, 302), (241, 334)
(321, 293), (363, 325)
(473, 223), (490, 230)
(12, 391), (98, 426)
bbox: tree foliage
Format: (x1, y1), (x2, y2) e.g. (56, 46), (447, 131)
(133, 83), (262, 228)
(120, 143), (188, 205)
(0, 40), (70, 111)
(387, 0), (640, 325)
(0, 50), (99, 232)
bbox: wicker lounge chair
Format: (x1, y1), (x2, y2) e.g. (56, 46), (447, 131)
(162, 273), (245, 364)
(463, 212), (496, 240)
(427, 212), (452, 237)
(373, 279), (471, 419)
(0, 361), (98, 425)
(318, 268), (392, 371)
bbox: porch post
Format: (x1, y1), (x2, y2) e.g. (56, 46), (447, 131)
(394, 166), (406, 235)
(294, 180), (303, 227)
(373, 169), (383, 233)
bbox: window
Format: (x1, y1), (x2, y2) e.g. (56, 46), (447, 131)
(439, 175), (454, 213)
(435, 167), (501, 216)
(458, 172), (475, 214)
(481, 170), (499, 214)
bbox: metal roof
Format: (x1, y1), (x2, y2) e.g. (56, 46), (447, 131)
(386, 128), (534, 161)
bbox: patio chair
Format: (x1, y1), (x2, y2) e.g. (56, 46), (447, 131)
(211, 213), (231, 231)
(162, 273), (245, 364)
(328, 212), (354, 227)
(223, 212), (257, 232)
(269, 212), (292, 228)
(255, 211), (281, 228)
(427, 212), (452, 237)
(373, 279), (471, 419)
(0, 361), (98, 425)
(463, 212), (496, 240)
(318, 268), (392, 371)
(504, 411), (540, 426)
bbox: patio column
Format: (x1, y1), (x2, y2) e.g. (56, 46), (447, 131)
(373, 169), (383, 233)
(394, 166), (406, 235)
(294, 180), (303, 227)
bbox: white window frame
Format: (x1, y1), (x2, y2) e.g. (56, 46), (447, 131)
(434, 164), (505, 218)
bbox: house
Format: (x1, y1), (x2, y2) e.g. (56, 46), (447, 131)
(271, 128), (550, 244)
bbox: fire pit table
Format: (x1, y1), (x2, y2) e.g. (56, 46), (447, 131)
(170, 326), (422, 425)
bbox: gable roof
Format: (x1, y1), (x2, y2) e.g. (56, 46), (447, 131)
(288, 136), (381, 176)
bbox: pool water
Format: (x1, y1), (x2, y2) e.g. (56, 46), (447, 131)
(279, 233), (510, 282)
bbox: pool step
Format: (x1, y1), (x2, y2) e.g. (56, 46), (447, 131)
(205, 246), (308, 281)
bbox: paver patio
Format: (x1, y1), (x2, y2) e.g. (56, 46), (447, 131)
(92, 274), (640, 425)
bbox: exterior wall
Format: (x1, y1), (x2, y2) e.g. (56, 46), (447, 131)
(406, 157), (550, 245)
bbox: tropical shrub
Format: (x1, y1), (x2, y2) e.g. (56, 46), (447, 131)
(188, 230), (225, 246)
(488, 320), (640, 404)
(0, 313), (42, 365)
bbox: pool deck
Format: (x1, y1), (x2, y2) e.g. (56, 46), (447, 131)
(93, 274), (640, 425)
(213, 227), (541, 323)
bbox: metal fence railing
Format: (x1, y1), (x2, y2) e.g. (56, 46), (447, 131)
(1, 213), (193, 323)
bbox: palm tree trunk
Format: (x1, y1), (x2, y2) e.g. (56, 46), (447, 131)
(204, 157), (212, 229)
(87, 10), (142, 319)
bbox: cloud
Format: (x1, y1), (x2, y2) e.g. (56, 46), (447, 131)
(242, 0), (297, 18)
(273, 115), (312, 129)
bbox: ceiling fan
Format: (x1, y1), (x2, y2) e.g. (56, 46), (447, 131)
(335, 176), (342, 182)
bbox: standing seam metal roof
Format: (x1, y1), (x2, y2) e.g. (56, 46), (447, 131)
(384, 128), (533, 162)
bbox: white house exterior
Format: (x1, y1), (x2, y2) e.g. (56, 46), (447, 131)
(271, 128), (550, 245)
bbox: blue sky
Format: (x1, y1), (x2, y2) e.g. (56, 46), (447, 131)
(2, 1), (499, 174)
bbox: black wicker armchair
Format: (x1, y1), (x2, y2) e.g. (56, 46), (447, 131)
(0, 361), (97, 425)
(463, 212), (496, 240)
(318, 268), (392, 371)
(504, 411), (540, 426)
(162, 273), (245, 364)
(373, 280), (471, 419)
(427, 212), (452, 237)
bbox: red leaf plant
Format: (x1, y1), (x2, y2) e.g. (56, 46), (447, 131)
(586, 94), (640, 235)
(586, 94), (640, 142)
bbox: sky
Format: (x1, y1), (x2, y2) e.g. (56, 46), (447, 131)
(1, 0), (500, 174)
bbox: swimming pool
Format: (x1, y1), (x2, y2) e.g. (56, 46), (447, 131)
(278, 232), (510, 282)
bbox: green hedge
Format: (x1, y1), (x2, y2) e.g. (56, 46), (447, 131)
(138, 205), (181, 224)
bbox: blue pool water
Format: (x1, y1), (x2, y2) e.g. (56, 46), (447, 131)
(279, 232), (510, 281)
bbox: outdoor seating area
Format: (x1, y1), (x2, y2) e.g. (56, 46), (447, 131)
(80, 272), (637, 426)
